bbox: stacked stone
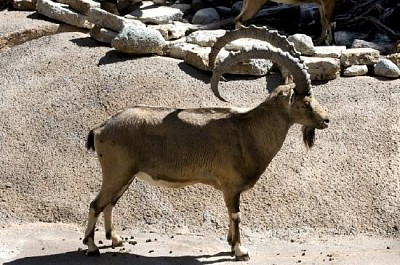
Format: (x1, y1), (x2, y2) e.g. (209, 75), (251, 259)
(15, 0), (400, 79)
(35, 0), (100, 29)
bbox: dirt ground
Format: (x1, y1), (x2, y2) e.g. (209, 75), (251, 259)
(0, 10), (399, 264)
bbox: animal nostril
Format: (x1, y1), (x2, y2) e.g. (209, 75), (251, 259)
(324, 119), (330, 124)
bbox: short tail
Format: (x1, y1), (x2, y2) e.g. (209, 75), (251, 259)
(86, 129), (95, 151)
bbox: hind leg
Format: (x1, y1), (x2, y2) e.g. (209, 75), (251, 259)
(103, 181), (133, 247)
(83, 172), (134, 255)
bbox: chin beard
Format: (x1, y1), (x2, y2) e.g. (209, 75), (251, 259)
(302, 126), (315, 149)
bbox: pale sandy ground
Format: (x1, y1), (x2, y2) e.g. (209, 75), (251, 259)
(1, 223), (399, 265)
(0, 10), (399, 265)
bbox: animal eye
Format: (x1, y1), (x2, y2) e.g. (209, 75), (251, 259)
(303, 102), (312, 111)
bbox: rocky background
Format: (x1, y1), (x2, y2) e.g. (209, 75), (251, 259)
(0, 1), (399, 263)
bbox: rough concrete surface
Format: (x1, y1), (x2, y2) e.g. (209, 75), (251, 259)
(0, 10), (399, 264)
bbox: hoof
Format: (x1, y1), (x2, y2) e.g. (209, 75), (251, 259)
(86, 249), (100, 256)
(235, 253), (250, 261)
(112, 240), (123, 248)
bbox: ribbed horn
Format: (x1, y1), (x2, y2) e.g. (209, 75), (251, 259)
(211, 48), (311, 101)
(209, 25), (300, 70)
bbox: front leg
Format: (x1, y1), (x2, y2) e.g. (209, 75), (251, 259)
(223, 191), (250, 261)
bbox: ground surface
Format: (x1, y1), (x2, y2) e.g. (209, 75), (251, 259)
(0, 10), (399, 265)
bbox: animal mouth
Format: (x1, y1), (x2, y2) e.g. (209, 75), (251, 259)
(319, 119), (330, 129)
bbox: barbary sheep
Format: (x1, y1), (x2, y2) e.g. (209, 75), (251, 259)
(83, 28), (330, 261)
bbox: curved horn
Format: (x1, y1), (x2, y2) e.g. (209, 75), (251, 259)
(209, 25), (300, 70)
(211, 48), (311, 101)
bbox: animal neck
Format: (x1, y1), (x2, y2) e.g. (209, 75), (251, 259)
(240, 100), (293, 169)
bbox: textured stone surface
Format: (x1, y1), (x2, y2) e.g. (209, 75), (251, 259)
(88, 8), (145, 32)
(302, 56), (340, 80)
(192, 7), (219, 25)
(148, 21), (190, 40)
(288, 34), (315, 56)
(111, 25), (166, 55)
(343, 65), (368, 77)
(313, 46), (346, 58)
(340, 48), (380, 67)
(186, 29), (226, 47)
(128, 5), (184, 24)
(374, 59), (400, 78)
(36, 0), (93, 29)
(89, 25), (117, 44)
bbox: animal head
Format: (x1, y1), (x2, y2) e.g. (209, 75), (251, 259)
(209, 27), (330, 148)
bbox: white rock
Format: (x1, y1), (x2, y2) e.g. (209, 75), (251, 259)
(287, 34), (315, 56)
(374, 59), (400, 78)
(111, 25), (166, 55)
(340, 48), (380, 67)
(54, 0), (100, 15)
(386, 53), (400, 69)
(165, 39), (200, 60)
(313, 46), (346, 58)
(186, 29), (226, 47)
(182, 44), (272, 75)
(88, 8), (145, 32)
(127, 5), (184, 24)
(223, 39), (273, 52)
(36, 0), (93, 29)
(192, 8), (219, 25)
(90, 25), (117, 44)
(148, 22), (191, 40)
(343, 65), (368, 77)
(302, 57), (340, 81)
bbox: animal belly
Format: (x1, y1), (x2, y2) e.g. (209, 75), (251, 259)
(135, 172), (194, 189)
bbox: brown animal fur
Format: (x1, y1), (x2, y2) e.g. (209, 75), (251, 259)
(83, 84), (329, 260)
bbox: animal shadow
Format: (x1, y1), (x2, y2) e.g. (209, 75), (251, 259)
(3, 250), (235, 265)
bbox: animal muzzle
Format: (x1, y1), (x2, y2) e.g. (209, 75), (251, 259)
(319, 118), (330, 129)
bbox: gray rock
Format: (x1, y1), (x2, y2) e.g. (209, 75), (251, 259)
(313, 46), (346, 58)
(192, 8), (219, 25)
(170, 3), (192, 15)
(53, 0), (100, 15)
(186, 29), (226, 47)
(343, 65), (368, 77)
(334, 31), (366, 47)
(374, 59), (400, 78)
(351, 39), (390, 55)
(340, 48), (380, 67)
(302, 57), (340, 81)
(90, 25), (117, 44)
(36, 0), (93, 29)
(127, 5), (184, 24)
(287, 34), (315, 56)
(231, 1), (242, 15)
(88, 8), (145, 32)
(111, 25), (166, 55)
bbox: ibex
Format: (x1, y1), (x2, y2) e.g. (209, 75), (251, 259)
(83, 28), (330, 261)
(236, 0), (337, 44)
